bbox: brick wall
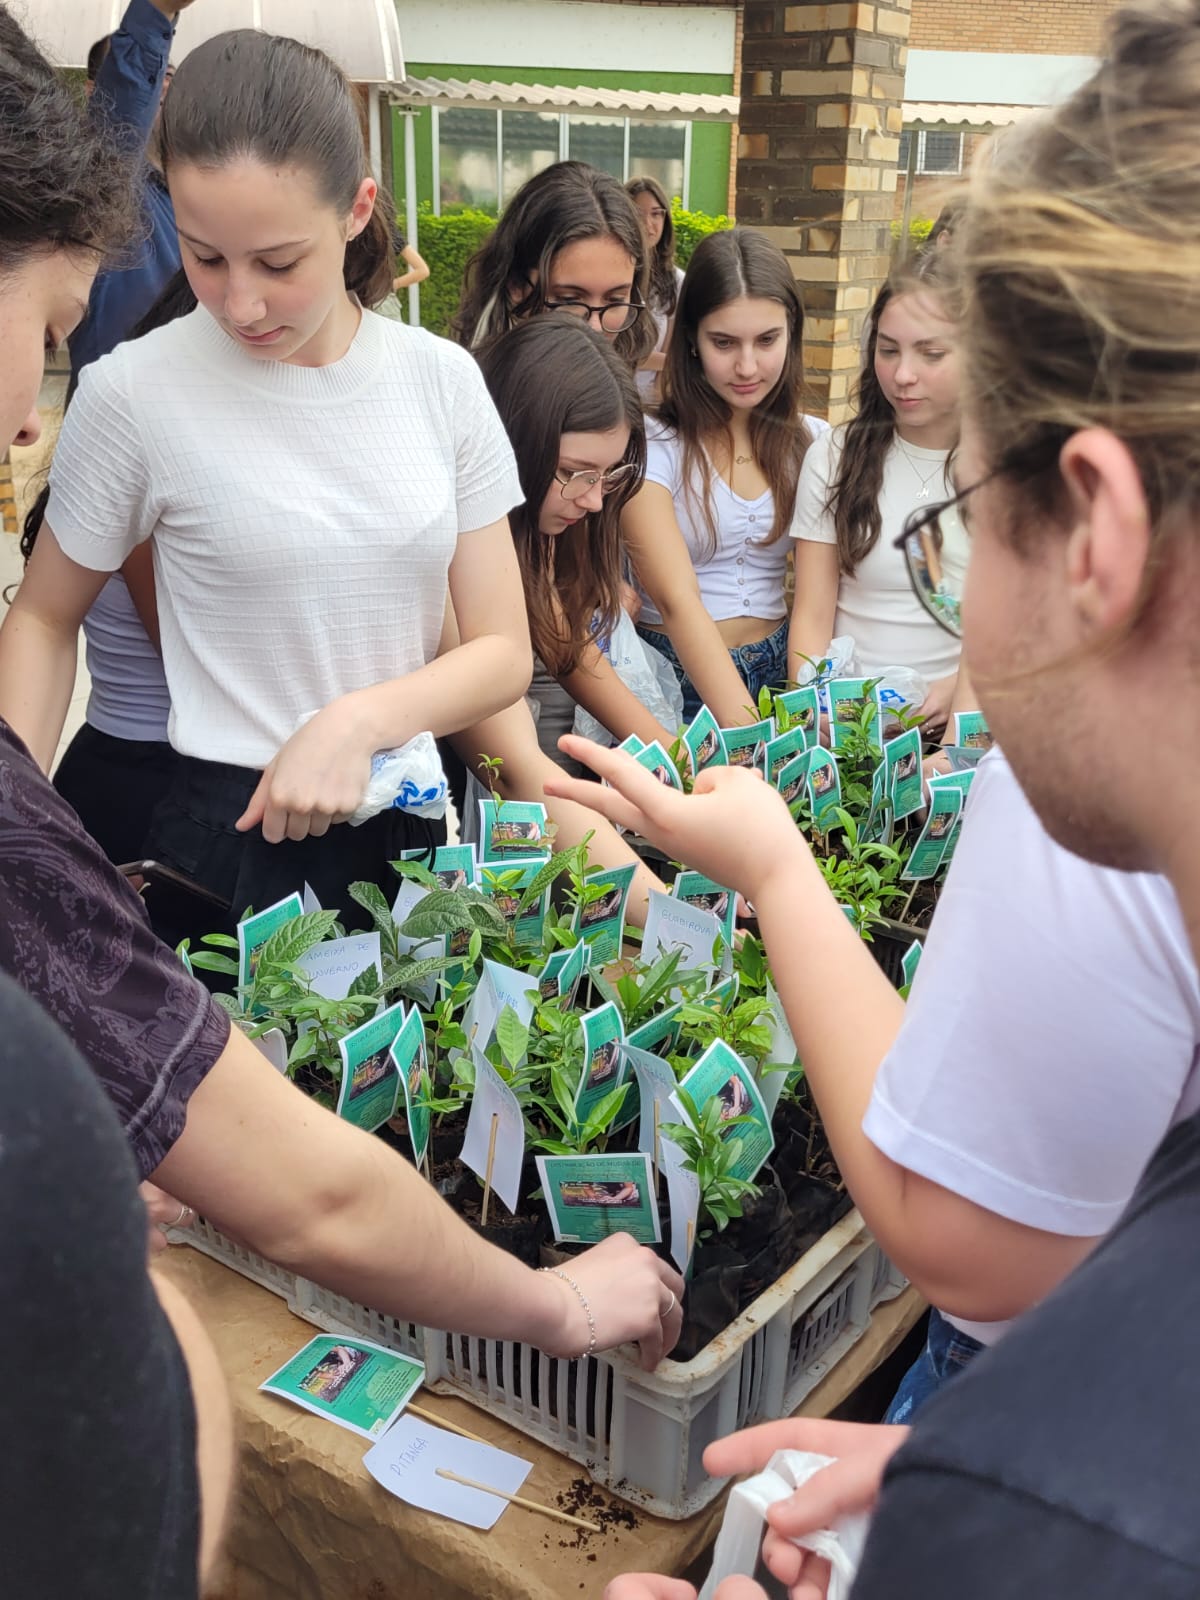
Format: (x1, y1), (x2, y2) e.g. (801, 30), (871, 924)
(909, 0), (1115, 53)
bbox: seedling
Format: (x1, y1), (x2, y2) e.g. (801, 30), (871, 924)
(661, 1087), (762, 1234)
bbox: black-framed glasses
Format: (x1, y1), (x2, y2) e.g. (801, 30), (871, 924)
(555, 463), (639, 502)
(540, 292), (644, 334)
(894, 478), (990, 638)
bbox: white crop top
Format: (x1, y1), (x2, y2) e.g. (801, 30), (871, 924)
(638, 417), (830, 628)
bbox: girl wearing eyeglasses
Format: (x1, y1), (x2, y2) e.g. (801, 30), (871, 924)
(451, 161), (657, 371)
(623, 227), (827, 725)
(626, 176), (684, 401)
(476, 316), (676, 769)
(788, 248), (968, 735)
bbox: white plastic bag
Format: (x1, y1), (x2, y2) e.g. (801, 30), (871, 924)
(291, 713), (448, 825)
(875, 665), (929, 715)
(699, 1449), (870, 1600)
(348, 730), (448, 824)
(795, 636), (859, 714)
(573, 609), (684, 745)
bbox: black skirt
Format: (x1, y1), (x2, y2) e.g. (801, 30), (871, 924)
(142, 753), (447, 947)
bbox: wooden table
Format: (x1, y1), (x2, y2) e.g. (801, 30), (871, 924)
(160, 1249), (922, 1600)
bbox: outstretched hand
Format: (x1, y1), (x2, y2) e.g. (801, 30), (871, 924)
(703, 1419), (909, 1599)
(545, 736), (809, 906)
(540, 1233), (685, 1372)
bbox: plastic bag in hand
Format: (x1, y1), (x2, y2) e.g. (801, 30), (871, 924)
(573, 608), (685, 745)
(349, 731), (448, 824)
(698, 1449), (869, 1600)
(875, 666), (929, 715)
(793, 636), (858, 713)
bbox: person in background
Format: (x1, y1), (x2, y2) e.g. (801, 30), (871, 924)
(626, 175), (683, 401)
(29, 271), (199, 865)
(789, 249), (966, 734)
(392, 225), (430, 293)
(624, 228), (827, 724)
(450, 160), (656, 371)
(477, 316), (674, 769)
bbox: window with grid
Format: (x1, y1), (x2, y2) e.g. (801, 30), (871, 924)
(898, 130), (964, 176)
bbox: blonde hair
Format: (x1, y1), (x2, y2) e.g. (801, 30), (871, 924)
(958, 0), (1200, 615)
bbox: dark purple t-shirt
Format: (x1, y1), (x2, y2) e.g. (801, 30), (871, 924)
(0, 718), (229, 1175)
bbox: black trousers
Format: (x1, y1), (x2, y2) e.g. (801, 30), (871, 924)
(142, 752), (447, 947)
(53, 721), (179, 868)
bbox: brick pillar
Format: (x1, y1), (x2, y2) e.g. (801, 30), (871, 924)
(736, 1), (911, 422)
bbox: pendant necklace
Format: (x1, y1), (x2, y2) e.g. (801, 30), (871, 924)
(895, 437), (947, 501)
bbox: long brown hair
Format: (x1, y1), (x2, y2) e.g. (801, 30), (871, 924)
(476, 316), (646, 676)
(626, 175), (678, 318)
(827, 249), (958, 575)
(451, 161), (656, 367)
(0, 5), (135, 273)
(157, 30), (394, 306)
(657, 227), (810, 553)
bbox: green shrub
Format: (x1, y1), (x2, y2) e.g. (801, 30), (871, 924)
(671, 199), (733, 267)
(405, 200), (733, 336)
(405, 204), (495, 337)
(890, 215), (935, 247)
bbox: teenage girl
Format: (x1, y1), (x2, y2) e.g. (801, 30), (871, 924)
(624, 227), (825, 724)
(626, 175), (683, 400)
(451, 159), (656, 369)
(476, 316), (675, 769)
(0, 30), (531, 938)
(789, 249), (967, 732)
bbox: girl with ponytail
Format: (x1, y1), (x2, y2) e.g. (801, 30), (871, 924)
(0, 29), (532, 938)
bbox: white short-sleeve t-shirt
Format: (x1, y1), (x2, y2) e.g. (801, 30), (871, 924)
(638, 416), (830, 628)
(46, 307), (522, 769)
(791, 425), (967, 681)
(863, 748), (1200, 1344)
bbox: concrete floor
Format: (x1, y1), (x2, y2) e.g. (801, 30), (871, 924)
(4, 372), (90, 769)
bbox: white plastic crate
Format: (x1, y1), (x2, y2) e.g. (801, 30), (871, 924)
(177, 1208), (895, 1518)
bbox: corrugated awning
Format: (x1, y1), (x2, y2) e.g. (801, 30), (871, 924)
(389, 74), (739, 123)
(903, 101), (1037, 131)
(16, 0), (404, 83)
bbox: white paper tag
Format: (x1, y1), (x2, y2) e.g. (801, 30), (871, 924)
(641, 888), (723, 977)
(363, 1415), (532, 1531)
(459, 1049), (527, 1216)
(295, 932), (382, 1001)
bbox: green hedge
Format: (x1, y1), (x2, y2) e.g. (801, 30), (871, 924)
(670, 199), (732, 266)
(406, 199), (733, 337)
(891, 215), (935, 247)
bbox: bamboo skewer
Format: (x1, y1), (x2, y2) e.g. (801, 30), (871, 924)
(435, 1468), (602, 1533)
(480, 1112), (499, 1227)
(407, 1403), (489, 1445)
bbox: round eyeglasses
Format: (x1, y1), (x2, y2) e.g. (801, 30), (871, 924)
(555, 463), (639, 502)
(895, 493), (972, 637)
(542, 297), (644, 334)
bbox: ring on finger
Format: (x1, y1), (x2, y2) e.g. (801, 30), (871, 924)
(171, 1201), (191, 1228)
(659, 1290), (677, 1320)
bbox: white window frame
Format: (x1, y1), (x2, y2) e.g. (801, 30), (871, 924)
(900, 128), (964, 177)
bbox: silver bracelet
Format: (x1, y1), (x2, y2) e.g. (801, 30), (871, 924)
(540, 1266), (597, 1360)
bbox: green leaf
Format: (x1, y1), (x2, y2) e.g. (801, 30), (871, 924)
(390, 857), (440, 890)
(189, 951), (240, 976)
(254, 910), (342, 972)
(495, 1005), (530, 1071)
(347, 880), (398, 942)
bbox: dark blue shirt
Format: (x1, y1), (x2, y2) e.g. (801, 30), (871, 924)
(69, 0), (181, 377)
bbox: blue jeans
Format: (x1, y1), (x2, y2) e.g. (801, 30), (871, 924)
(884, 1309), (985, 1425)
(636, 618), (789, 724)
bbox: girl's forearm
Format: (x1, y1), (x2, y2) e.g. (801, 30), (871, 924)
(752, 839), (910, 1224)
(0, 607), (81, 772)
(656, 605), (755, 727)
(560, 648), (674, 748)
(349, 633), (533, 749)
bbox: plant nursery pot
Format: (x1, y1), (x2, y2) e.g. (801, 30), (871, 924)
(440, 1163), (548, 1269)
(672, 1166), (796, 1363)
